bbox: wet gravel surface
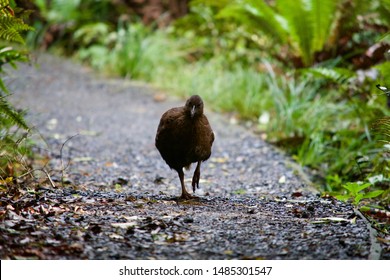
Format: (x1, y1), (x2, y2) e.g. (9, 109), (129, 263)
(2, 54), (383, 259)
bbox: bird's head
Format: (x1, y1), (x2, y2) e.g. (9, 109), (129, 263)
(185, 95), (204, 119)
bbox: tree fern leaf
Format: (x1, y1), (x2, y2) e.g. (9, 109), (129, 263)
(218, 0), (288, 44)
(310, 0), (340, 52)
(277, 0), (314, 66)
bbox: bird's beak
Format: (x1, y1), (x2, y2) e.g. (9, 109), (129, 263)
(191, 105), (196, 118)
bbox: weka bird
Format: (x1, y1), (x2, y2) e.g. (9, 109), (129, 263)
(155, 95), (214, 199)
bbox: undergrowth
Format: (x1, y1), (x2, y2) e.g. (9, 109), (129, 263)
(27, 0), (390, 210)
(72, 24), (389, 209)
(0, 1), (33, 181)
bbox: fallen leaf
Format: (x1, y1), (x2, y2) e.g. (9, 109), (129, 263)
(166, 232), (190, 243)
(109, 233), (124, 240)
(79, 130), (100, 136)
(278, 175), (286, 184)
(291, 192), (303, 197)
(312, 217), (351, 224)
(153, 93), (167, 102)
(73, 157), (94, 162)
(211, 157), (229, 163)
(111, 222), (138, 229)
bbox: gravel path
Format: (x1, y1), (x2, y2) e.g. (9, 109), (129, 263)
(3, 53), (385, 259)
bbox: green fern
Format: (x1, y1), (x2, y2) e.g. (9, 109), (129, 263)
(0, 2), (32, 115)
(0, 96), (28, 130)
(303, 67), (356, 84)
(217, 0), (288, 45)
(373, 117), (390, 143)
(277, 0), (314, 65)
(310, 0), (339, 52)
(0, 0), (12, 13)
(0, 0), (32, 178)
(0, 13), (34, 44)
(0, 45), (29, 70)
(215, 0), (343, 66)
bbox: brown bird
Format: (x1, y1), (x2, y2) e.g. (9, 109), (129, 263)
(155, 95), (214, 199)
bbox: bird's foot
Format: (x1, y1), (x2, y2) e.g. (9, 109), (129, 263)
(180, 192), (199, 201)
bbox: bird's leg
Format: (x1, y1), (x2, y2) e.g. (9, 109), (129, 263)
(192, 161), (201, 193)
(178, 169), (193, 200)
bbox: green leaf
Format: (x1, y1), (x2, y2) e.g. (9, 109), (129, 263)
(361, 190), (385, 199)
(342, 182), (371, 196)
(217, 0), (288, 45)
(304, 67), (356, 83)
(353, 193), (364, 205)
(0, 11), (34, 44)
(334, 194), (352, 202)
(45, 0), (81, 23)
(310, 0), (340, 52)
(0, 96), (29, 130)
(0, 76), (8, 93)
(277, 0), (314, 65)
(191, 0), (231, 8)
(0, 0), (10, 12)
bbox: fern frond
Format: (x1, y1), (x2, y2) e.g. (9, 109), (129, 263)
(0, 27), (24, 43)
(0, 13), (31, 31)
(311, 0), (340, 52)
(0, 15), (33, 44)
(372, 116), (390, 146)
(0, 0), (12, 16)
(0, 46), (29, 71)
(0, 76), (8, 93)
(303, 67), (356, 84)
(0, 0), (9, 9)
(0, 95), (28, 130)
(218, 0), (288, 45)
(277, 0), (314, 65)
(217, 0), (342, 66)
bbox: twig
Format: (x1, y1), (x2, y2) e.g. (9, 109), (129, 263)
(42, 168), (56, 188)
(355, 208), (382, 260)
(18, 167), (56, 188)
(59, 134), (79, 187)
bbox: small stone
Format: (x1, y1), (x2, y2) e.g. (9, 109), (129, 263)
(183, 216), (194, 223)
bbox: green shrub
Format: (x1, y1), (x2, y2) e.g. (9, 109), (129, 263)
(75, 22), (185, 80)
(336, 182), (384, 205)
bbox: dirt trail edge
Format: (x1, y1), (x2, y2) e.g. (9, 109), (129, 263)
(2, 54), (383, 259)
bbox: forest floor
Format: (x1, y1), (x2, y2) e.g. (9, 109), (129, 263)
(1, 53), (388, 259)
